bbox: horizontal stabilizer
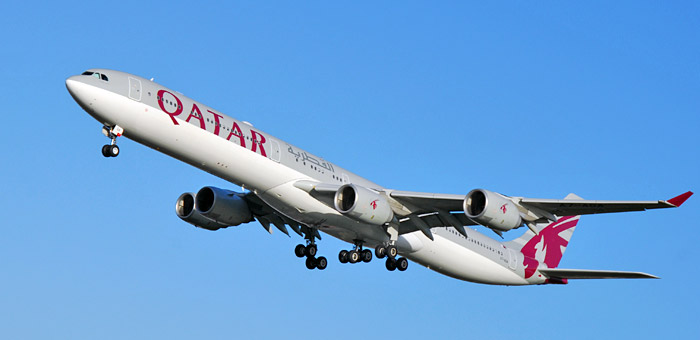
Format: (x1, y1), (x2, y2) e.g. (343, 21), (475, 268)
(538, 268), (659, 280)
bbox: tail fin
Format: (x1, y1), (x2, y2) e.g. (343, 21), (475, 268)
(505, 193), (582, 278)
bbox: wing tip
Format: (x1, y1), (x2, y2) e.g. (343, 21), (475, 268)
(667, 191), (693, 207)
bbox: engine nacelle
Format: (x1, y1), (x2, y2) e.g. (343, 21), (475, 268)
(195, 186), (254, 227)
(334, 184), (394, 225)
(175, 193), (229, 231)
(464, 189), (522, 231)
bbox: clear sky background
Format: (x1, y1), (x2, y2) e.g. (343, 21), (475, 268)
(1, 1), (698, 339)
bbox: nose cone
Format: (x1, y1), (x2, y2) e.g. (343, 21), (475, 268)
(65, 75), (81, 99)
(66, 75), (95, 114)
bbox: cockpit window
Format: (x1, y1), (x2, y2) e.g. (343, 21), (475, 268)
(80, 71), (108, 81)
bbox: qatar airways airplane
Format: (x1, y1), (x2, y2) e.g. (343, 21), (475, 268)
(66, 69), (692, 285)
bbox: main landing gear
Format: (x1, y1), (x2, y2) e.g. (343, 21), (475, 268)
(101, 125), (123, 158)
(337, 241), (408, 272)
(338, 240), (373, 264)
(375, 243), (408, 272)
(294, 229), (327, 270)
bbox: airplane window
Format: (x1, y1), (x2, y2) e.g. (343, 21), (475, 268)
(100, 74), (109, 81)
(82, 71), (94, 76)
(92, 73), (101, 79)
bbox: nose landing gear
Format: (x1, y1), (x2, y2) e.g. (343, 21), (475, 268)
(101, 125), (123, 157)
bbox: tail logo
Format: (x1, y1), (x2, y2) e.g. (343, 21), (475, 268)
(521, 216), (579, 278)
(370, 200), (378, 210)
(500, 204), (507, 214)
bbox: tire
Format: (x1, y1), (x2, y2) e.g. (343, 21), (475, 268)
(109, 145), (120, 157)
(338, 250), (349, 264)
(385, 258), (397, 271)
(375, 245), (386, 259)
(348, 250), (360, 264)
(294, 244), (306, 258)
(362, 249), (372, 263)
(306, 244), (317, 257)
(101, 145), (111, 157)
(316, 257), (327, 270)
(305, 257), (317, 270)
(396, 257), (409, 271)
(387, 245), (398, 258)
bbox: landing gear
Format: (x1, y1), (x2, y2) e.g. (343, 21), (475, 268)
(101, 144), (119, 157)
(295, 227), (326, 270)
(305, 256), (327, 270)
(101, 125), (123, 158)
(361, 249), (372, 263)
(338, 240), (372, 265)
(375, 244), (397, 259)
(384, 256), (408, 272)
(377, 243), (408, 272)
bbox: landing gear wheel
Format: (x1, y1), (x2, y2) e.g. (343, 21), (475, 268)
(385, 258), (397, 271)
(102, 144), (119, 157)
(101, 145), (111, 157)
(348, 250), (360, 264)
(108, 145), (120, 157)
(316, 257), (327, 270)
(339, 250), (349, 264)
(387, 245), (398, 258)
(306, 244), (317, 257)
(294, 244), (306, 258)
(375, 245), (386, 259)
(396, 257), (409, 271)
(305, 257), (317, 270)
(361, 249), (372, 263)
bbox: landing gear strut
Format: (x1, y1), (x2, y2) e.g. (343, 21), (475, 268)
(338, 240), (372, 264)
(294, 228), (326, 270)
(101, 125), (123, 157)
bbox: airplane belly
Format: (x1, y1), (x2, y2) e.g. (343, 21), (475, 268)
(258, 181), (391, 244)
(406, 233), (529, 285)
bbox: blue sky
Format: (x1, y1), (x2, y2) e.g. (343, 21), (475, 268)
(1, 1), (698, 339)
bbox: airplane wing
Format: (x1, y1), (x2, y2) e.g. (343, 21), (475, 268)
(390, 190), (693, 216)
(538, 268), (658, 280)
(517, 191), (694, 216)
(389, 190), (692, 238)
(391, 190), (691, 219)
(295, 180), (692, 239)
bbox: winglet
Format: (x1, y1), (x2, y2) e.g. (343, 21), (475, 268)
(667, 191), (693, 207)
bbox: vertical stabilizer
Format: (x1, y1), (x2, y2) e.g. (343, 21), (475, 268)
(505, 193), (582, 278)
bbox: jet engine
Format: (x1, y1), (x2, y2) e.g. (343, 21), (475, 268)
(464, 189), (523, 231)
(176, 192), (229, 230)
(175, 187), (253, 230)
(334, 184), (394, 225)
(195, 186), (254, 226)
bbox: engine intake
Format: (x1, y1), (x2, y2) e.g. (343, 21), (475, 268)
(175, 192), (229, 231)
(464, 189), (522, 231)
(334, 184), (393, 225)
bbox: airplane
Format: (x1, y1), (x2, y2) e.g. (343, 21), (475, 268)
(66, 69), (692, 285)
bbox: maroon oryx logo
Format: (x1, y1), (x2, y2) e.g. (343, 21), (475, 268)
(370, 200), (378, 210)
(500, 204), (507, 214)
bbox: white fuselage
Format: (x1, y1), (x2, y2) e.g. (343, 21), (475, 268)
(66, 69), (543, 285)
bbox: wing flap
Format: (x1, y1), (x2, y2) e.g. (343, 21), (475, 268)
(539, 268), (659, 280)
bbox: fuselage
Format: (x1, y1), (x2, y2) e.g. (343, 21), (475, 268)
(66, 69), (544, 285)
